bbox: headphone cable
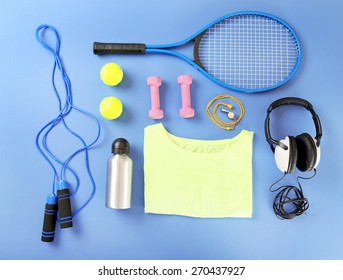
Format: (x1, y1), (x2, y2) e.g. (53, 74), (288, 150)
(269, 169), (317, 219)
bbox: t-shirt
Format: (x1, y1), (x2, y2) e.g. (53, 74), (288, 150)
(144, 123), (254, 218)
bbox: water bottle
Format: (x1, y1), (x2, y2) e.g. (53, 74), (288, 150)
(106, 138), (132, 209)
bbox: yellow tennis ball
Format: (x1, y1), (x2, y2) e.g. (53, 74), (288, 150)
(100, 63), (124, 86)
(99, 96), (123, 120)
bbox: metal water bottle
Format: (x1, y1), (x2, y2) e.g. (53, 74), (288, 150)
(106, 138), (132, 209)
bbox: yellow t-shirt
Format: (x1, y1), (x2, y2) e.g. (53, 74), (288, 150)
(144, 123), (253, 218)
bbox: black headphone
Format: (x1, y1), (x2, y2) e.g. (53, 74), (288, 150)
(265, 97), (322, 174)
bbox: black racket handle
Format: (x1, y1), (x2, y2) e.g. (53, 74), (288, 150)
(93, 42), (146, 54)
(41, 195), (58, 242)
(57, 181), (73, 229)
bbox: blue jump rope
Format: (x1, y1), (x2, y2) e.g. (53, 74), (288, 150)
(35, 25), (101, 242)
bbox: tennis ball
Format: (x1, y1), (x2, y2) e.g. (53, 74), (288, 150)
(99, 96), (123, 120)
(100, 63), (124, 86)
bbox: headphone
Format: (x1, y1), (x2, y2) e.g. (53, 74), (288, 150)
(265, 97), (322, 174)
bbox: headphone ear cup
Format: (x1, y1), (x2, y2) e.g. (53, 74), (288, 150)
(314, 139), (321, 169)
(274, 136), (298, 173)
(295, 133), (318, 172)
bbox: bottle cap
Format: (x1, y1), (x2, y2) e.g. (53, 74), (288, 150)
(112, 138), (130, 155)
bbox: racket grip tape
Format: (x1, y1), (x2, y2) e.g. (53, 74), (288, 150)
(57, 180), (73, 229)
(93, 42), (146, 54)
(41, 194), (58, 242)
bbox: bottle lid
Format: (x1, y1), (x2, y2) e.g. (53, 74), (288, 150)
(112, 138), (130, 155)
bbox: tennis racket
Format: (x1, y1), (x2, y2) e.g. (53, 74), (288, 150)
(93, 11), (301, 93)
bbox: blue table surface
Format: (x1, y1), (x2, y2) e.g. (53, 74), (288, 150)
(0, 0), (342, 260)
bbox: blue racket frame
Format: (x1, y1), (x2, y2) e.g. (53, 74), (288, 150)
(94, 11), (302, 93)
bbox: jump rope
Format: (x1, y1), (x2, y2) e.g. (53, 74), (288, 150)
(35, 25), (101, 242)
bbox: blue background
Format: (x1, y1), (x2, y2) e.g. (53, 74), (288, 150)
(0, 0), (342, 260)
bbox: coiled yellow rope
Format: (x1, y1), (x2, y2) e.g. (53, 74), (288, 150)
(206, 94), (245, 130)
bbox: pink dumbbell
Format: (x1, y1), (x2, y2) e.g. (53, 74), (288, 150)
(178, 74), (194, 118)
(147, 76), (163, 119)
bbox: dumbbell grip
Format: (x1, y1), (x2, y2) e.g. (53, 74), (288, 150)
(180, 84), (192, 108)
(178, 75), (194, 118)
(150, 86), (161, 109)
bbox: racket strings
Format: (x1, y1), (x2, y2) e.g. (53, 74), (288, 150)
(198, 14), (300, 90)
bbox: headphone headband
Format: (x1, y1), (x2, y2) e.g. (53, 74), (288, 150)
(265, 97), (322, 152)
(267, 97), (313, 113)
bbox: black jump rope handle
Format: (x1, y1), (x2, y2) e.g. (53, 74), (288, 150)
(41, 195), (58, 242)
(93, 42), (146, 54)
(57, 181), (73, 228)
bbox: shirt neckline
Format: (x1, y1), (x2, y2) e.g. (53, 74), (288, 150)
(156, 123), (247, 157)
